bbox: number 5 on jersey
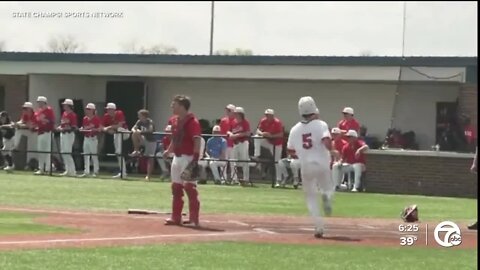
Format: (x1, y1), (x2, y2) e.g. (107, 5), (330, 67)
(302, 133), (312, 149)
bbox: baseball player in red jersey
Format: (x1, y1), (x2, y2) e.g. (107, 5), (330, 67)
(337, 107), (360, 136)
(332, 130), (369, 192)
(219, 104), (236, 180)
(253, 109), (284, 187)
(57, 99), (78, 177)
(79, 103), (101, 178)
(33, 96), (55, 175)
(228, 107), (251, 185)
(331, 127), (347, 163)
(102, 103), (130, 178)
(163, 95), (202, 226)
(13, 102), (38, 169)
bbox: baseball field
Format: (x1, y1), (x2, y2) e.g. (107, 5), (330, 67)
(0, 173), (477, 270)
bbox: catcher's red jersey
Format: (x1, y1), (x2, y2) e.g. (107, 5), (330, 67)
(171, 113), (201, 156)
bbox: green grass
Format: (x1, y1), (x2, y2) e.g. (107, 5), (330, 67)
(0, 212), (74, 236)
(0, 242), (476, 270)
(0, 173), (476, 221)
(0, 174), (477, 221)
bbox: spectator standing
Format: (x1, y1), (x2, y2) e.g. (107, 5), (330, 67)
(13, 102), (37, 169)
(130, 109), (156, 181)
(228, 107), (251, 185)
(33, 96), (55, 175)
(102, 103), (130, 178)
(337, 107), (360, 137)
(219, 104), (236, 180)
(57, 99), (78, 177)
(79, 103), (101, 178)
(253, 109), (284, 185)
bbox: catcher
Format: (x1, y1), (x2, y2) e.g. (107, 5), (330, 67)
(163, 95), (202, 227)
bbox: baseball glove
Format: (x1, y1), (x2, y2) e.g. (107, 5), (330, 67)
(401, 204), (419, 223)
(181, 160), (199, 181)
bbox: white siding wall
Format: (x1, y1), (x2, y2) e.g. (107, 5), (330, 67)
(147, 78), (397, 138)
(28, 75), (461, 150)
(29, 74), (107, 121)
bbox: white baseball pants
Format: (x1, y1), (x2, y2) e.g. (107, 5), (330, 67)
(2, 138), (15, 155)
(14, 129), (37, 164)
(278, 158), (301, 185)
(301, 161), (334, 231)
(332, 162), (365, 189)
(37, 132), (52, 172)
(171, 155), (194, 184)
(209, 160), (227, 181)
(232, 141), (249, 181)
(226, 147), (235, 179)
(60, 132), (76, 175)
(83, 137), (99, 175)
(113, 131), (129, 175)
(254, 139), (283, 181)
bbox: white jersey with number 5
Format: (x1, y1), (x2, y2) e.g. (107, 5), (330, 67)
(287, 119), (331, 165)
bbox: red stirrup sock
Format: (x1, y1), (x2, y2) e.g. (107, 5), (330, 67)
(168, 183), (184, 224)
(184, 182), (200, 225)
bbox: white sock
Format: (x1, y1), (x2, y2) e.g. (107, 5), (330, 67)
(305, 191), (323, 229)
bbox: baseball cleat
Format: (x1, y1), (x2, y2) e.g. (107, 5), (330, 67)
(164, 218), (182, 226)
(275, 183), (280, 188)
(34, 170), (44, 175)
(182, 220), (200, 227)
(314, 228), (324, 239)
(59, 171), (69, 176)
(351, 187), (358, 192)
(78, 174), (86, 178)
(113, 173), (127, 179)
(91, 174), (97, 178)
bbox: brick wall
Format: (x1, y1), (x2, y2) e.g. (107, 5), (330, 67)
(0, 75), (28, 119)
(365, 153), (477, 198)
(458, 84), (477, 128)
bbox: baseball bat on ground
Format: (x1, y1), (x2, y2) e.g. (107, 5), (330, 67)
(127, 209), (186, 216)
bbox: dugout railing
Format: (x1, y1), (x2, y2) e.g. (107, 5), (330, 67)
(0, 128), (280, 187)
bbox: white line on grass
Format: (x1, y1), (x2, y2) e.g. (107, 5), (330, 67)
(0, 231), (257, 246)
(253, 228), (277, 234)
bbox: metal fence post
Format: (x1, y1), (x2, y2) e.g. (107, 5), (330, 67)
(120, 131), (124, 179)
(271, 144), (276, 188)
(49, 131), (53, 176)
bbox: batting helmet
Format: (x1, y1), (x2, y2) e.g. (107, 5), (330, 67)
(401, 204), (419, 223)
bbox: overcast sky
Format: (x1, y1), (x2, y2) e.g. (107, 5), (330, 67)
(0, 1), (477, 56)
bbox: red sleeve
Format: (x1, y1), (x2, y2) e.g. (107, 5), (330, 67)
(189, 118), (202, 137)
(102, 114), (110, 126)
(337, 120), (344, 129)
(356, 140), (366, 148)
(48, 108), (55, 122)
(115, 111), (125, 123)
(82, 117), (87, 127)
(258, 118), (266, 131)
(353, 120), (360, 132)
(93, 116), (101, 128)
(243, 120), (251, 133)
(21, 113), (28, 122)
(219, 118), (229, 134)
(341, 144), (349, 159)
(70, 113), (78, 127)
(274, 120), (283, 133)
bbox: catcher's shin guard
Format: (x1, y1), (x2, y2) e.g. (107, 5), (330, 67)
(170, 183), (184, 223)
(184, 182), (200, 225)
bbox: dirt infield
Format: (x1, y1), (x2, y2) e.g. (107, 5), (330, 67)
(0, 206), (476, 250)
